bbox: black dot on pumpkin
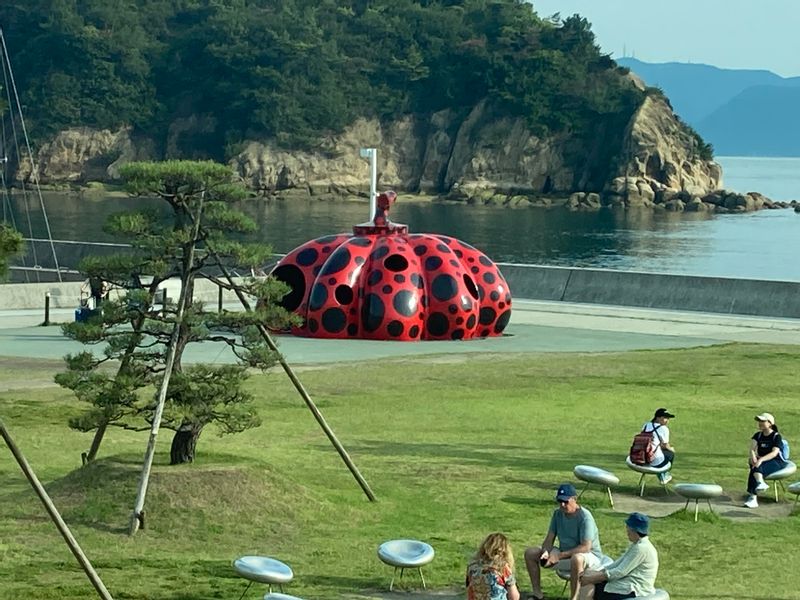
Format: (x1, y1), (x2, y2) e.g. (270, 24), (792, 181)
(347, 324), (358, 336)
(436, 243), (451, 254)
(495, 310), (511, 333)
(355, 256), (365, 266)
(308, 318), (319, 333)
(410, 273), (423, 289)
(499, 302), (506, 309)
(368, 270), (383, 286)
(384, 254), (408, 272)
(309, 283), (328, 311)
(322, 246), (331, 253)
(322, 308), (346, 333)
(456, 317), (464, 325)
(436, 236), (453, 245)
(387, 320), (404, 337)
(296, 248), (319, 266)
(426, 312), (449, 337)
(470, 266), (480, 274)
(320, 247), (351, 276)
(382, 285), (393, 294)
(448, 304), (458, 314)
(361, 293), (385, 332)
(490, 291), (500, 301)
(483, 272), (496, 284)
(328, 277), (337, 285)
(420, 296), (428, 308)
(349, 237), (372, 247)
(479, 255), (493, 267)
(409, 325), (420, 338)
(413, 245), (428, 256)
(479, 306), (496, 325)
(468, 257), (475, 262)
(451, 329), (464, 340)
(431, 274), (458, 301)
(424, 256), (442, 271)
(454, 249), (463, 258)
(335, 285), (354, 305)
(316, 235), (339, 244)
(466, 314), (477, 329)
(271, 264), (305, 312)
(478, 285), (485, 300)
(505, 294), (512, 303)
(481, 328), (490, 337)
(370, 245), (390, 260)
(394, 274), (406, 283)
(393, 290), (418, 317)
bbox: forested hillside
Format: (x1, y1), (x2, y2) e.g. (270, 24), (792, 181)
(0, 0), (643, 160)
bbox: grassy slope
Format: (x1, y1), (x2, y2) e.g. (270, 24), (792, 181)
(1, 344), (799, 600)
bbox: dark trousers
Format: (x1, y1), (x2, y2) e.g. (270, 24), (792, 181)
(654, 449), (674, 469)
(594, 582), (635, 600)
(747, 457), (786, 494)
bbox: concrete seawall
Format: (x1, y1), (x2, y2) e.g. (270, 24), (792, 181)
(498, 264), (800, 319)
(2, 266), (799, 320)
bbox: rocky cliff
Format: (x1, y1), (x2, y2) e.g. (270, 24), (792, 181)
(16, 93), (724, 208)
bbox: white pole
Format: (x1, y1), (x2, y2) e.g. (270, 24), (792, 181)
(360, 148), (377, 220)
(369, 149), (377, 220)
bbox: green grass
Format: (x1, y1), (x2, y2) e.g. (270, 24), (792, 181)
(1, 344), (799, 600)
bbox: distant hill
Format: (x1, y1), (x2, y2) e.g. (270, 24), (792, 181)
(617, 58), (800, 156)
(696, 86), (800, 156)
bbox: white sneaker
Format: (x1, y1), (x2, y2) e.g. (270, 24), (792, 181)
(744, 495), (759, 508)
(754, 481), (769, 493)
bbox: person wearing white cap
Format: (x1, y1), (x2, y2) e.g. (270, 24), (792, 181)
(744, 412), (788, 508)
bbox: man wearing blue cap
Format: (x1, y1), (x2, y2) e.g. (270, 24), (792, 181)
(524, 483), (603, 600)
(578, 512), (659, 599)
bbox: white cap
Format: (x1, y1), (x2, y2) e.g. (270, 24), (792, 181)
(755, 412), (775, 424)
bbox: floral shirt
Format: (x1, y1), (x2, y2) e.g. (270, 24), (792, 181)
(466, 560), (516, 600)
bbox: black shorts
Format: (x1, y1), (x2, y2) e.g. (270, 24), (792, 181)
(594, 582), (635, 600)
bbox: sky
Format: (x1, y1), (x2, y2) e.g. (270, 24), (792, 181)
(529, 0), (800, 78)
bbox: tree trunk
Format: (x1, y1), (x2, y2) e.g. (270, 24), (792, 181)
(84, 420), (108, 463)
(169, 422), (203, 464)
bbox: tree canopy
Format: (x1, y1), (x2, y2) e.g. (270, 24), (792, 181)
(0, 1), (643, 156)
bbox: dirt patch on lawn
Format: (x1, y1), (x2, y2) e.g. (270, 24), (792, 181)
(612, 489), (796, 521)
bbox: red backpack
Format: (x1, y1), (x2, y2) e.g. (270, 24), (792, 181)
(629, 424), (662, 465)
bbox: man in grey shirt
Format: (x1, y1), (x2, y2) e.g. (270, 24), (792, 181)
(579, 512), (659, 599)
(524, 483), (604, 600)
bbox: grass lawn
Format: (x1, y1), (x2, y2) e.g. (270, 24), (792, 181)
(1, 343), (799, 600)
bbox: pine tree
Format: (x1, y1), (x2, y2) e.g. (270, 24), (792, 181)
(55, 160), (299, 464)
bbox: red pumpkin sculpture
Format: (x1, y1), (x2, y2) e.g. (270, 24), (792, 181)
(270, 191), (511, 341)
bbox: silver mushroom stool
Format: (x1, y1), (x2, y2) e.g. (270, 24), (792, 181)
(377, 539), (435, 591)
(264, 594), (305, 600)
(764, 461), (797, 502)
(573, 465), (620, 507)
(232, 556), (294, 600)
(625, 456), (672, 496)
(787, 481), (800, 508)
(673, 483), (723, 522)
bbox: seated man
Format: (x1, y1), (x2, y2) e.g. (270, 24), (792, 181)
(524, 483), (604, 600)
(643, 408), (676, 484)
(578, 513), (659, 600)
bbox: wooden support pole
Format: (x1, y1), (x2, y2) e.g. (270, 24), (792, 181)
(208, 258), (376, 502)
(0, 419), (114, 600)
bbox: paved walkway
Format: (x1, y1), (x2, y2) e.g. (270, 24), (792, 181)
(1, 300), (799, 366)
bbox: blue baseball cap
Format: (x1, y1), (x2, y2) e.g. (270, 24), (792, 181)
(556, 483), (578, 501)
(625, 512), (650, 535)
